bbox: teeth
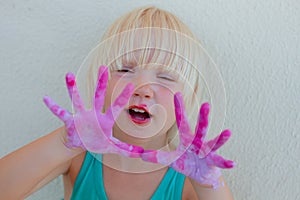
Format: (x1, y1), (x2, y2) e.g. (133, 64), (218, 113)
(131, 108), (146, 113)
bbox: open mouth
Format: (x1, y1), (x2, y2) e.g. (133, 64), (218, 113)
(128, 105), (151, 124)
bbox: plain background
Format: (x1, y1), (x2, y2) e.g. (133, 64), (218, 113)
(1, 0), (299, 199)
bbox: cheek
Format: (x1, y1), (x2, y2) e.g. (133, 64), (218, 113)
(167, 103), (176, 123)
(104, 84), (112, 110)
(157, 88), (176, 120)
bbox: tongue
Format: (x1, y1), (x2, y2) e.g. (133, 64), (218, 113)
(131, 112), (148, 120)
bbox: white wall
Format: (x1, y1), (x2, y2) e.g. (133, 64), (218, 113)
(1, 0), (299, 199)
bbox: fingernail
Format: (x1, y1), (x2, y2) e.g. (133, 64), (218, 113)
(66, 73), (75, 86)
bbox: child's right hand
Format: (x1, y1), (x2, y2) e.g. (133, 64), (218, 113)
(43, 66), (143, 158)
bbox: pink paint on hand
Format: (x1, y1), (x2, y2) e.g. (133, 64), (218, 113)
(43, 66), (144, 158)
(141, 150), (158, 163)
(141, 92), (235, 189)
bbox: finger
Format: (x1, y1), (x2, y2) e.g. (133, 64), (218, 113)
(207, 129), (231, 152)
(174, 93), (193, 147)
(194, 102), (210, 142)
(141, 150), (177, 165)
(141, 150), (159, 163)
(189, 127), (204, 154)
(66, 72), (85, 113)
(105, 83), (134, 122)
(210, 153), (236, 169)
(93, 66), (109, 111)
(43, 96), (72, 122)
(113, 141), (144, 158)
(107, 134), (144, 156)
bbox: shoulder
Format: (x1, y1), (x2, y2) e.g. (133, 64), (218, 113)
(182, 177), (198, 200)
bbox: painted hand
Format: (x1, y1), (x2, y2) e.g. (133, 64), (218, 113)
(43, 66), (143, 157)
(141, 93), (235, 189)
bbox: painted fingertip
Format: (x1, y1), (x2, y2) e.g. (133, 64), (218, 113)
(174, 92), (184, 107)
(99, 65), (108, 70)
(66, 72), (75, 86)
(201, 102), (210, 110)
(43, 96), (51, 105)
(141, 150), (158, 163)
(174, 92), (183, 100)
(130, 145), (144, 153)
(231, 161), (237, 168)
(200, 102), (210, 115)
(174, 92), (182, 97)
(225, 160), (236, 168)
(98, 65), (108, 76)
(221, 129), (232, 138)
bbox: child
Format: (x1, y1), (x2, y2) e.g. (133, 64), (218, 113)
(0, 6), (235, 200)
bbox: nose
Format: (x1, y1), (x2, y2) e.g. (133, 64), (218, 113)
(133, 84), (154, 99)
(131, 70), (155, 99)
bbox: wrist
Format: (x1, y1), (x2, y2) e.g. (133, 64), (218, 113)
(190, 177), (224, 189)
(59, 126), (85, 156)
(189, 176), (234, 200)
(188, 166), (224, 189)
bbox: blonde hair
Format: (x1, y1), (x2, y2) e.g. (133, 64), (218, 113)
(82, 6), (210, 148)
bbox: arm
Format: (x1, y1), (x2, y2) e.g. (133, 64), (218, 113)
(0, 127), (82, 199)
(0, 66), (143, 199)
(190, 176), (234, 200)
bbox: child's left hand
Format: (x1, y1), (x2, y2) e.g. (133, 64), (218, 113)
(141, 93), (235, 189)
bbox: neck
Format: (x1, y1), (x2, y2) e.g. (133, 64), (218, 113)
(102, 153), (167, 173)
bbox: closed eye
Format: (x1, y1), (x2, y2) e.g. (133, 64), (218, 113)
(116, 68), (134, 73)
(117, 69), (129, 72)
(157, 74), (175, 81)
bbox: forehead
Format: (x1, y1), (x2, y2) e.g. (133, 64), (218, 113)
(106, 28), (194, 61)
(120, 48), (180, 66)
(109, 49), (189, 81)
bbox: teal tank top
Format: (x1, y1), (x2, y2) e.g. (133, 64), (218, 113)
(70, 152), (185, 200)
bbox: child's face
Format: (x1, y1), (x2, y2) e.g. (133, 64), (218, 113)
(104, 64), (184, 144)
